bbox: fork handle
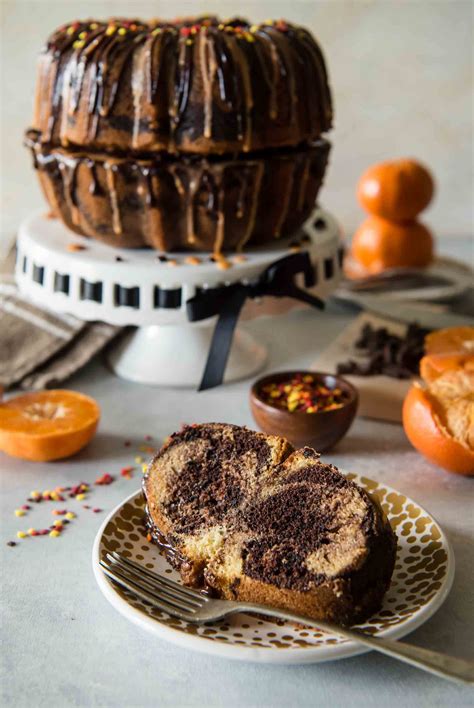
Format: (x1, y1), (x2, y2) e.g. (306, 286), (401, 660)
(235, 604), (474, 685)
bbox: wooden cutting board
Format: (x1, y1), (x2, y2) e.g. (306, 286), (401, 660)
(312, 312), (415, 423)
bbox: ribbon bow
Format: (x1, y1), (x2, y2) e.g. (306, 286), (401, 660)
(186, 252), (324, 391)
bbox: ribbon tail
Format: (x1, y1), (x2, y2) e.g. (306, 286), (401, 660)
(277, 284), (325, 310)
(198, 288), (248, 391)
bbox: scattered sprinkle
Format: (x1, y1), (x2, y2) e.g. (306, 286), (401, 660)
(75, 493), (86, 501)
(49, 530), (61, 538)
(65, 512), (76, 520)
(53, 520), (63, 529)
(17, 531), (27, 539)
(14, 509), (25, 517)
(67, 243), (87, 252)
(70, 483), (89, 496)
(7, 541), (16, 547)
(95, 473), (114, 486)
(121, 467), (134, 479)
(134, 456), (143, 464)
(92, 508), (102, 514)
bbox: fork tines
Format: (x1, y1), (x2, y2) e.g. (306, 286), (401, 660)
(100, 551), (207, 622)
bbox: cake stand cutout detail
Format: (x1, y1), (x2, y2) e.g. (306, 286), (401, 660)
(16, 208), (342, 386)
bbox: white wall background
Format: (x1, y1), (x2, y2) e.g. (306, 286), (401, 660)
(1, 0), (473, 253)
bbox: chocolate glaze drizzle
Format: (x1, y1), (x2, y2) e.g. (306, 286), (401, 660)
(32, 16), (332, 155)
(26, 133), (330, 252)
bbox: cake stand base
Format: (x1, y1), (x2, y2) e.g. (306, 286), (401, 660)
(107, 322), (267, 387)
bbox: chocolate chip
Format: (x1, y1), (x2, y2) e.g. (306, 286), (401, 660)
(337, 322), (430, 379)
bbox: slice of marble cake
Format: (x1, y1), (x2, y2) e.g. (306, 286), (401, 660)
(143, 423), (396, 624)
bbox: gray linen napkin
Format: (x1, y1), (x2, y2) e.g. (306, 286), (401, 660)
(0, 256), (120, 389)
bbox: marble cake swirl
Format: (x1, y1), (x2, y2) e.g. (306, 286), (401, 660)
(143, 424), (397, 625)
(26, 17), (333, 251)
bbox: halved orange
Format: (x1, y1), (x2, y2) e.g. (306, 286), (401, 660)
(0, 389), (100, 462)
(402, 375), (474, 476)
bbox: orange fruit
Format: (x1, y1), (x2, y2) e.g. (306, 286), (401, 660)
(420, 353), (474, 383)
(402, 372), (474, 476)
(0, 389), (100, 462)
(358, 159), (434, 222)
(350, 216), (434, 274)
(424, 326), (474, 355)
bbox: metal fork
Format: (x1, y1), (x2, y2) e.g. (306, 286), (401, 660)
(100, 552), (473, 685)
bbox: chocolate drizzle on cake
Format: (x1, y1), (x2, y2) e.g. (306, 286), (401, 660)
(26, 16), (332, 252)
(26, 133), (330, 251)
(143, 424), (397, 624)
(34, 17), (332, 154)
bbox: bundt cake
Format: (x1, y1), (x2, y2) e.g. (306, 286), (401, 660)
(31, 17), (332, 154)
(26, 133), (329, 251)
(143, 424), (397, 625)
(26, 16), (333, 252)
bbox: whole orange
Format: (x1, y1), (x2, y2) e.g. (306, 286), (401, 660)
(350, 216), (433, 274)
(358, 159), (434, 222)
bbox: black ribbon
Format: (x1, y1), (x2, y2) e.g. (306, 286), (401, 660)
(186, 252), (324, 391)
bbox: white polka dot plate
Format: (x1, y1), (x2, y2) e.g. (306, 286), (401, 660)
(92, 474), (454, 664)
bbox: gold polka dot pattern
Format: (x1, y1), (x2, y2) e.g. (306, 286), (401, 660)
(98, 474), (450, 651)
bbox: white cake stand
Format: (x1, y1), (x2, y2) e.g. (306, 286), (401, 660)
(15, 208), (343, 386)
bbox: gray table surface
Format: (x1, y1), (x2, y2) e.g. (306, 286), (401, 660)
(2, 280), (474, 708)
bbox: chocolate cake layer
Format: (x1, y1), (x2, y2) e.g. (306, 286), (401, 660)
(31, 17), (332, 155)
(143, 424), (397, 624)
(26, 134), (330, 251)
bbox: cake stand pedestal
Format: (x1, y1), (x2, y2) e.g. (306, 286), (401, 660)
(109, 323), (266, 387)
(15, 208), (343, 387)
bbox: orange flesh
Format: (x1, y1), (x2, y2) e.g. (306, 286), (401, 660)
(0, 390), (100, 461)
(420, 353), (474, 383)
(403, 372), (474, 475)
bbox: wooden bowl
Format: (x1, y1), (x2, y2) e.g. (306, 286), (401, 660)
(250, 370), (359, 451)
